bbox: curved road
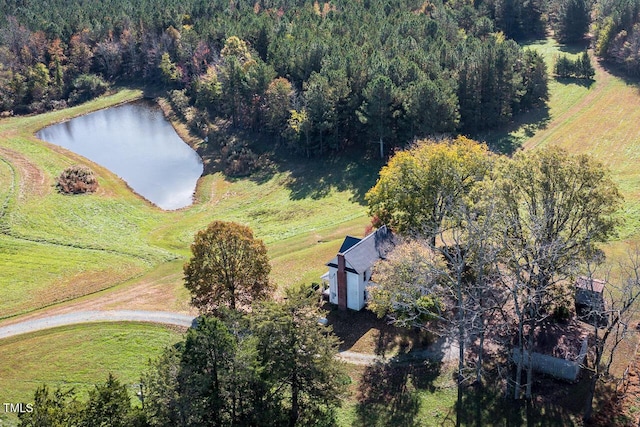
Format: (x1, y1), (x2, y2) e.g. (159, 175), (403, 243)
(0, 310), (458, 365)
(0, 310), (195, 339)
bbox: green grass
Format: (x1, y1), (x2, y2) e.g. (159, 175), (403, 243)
(0, 235), (149, 318)
(335, 361), (585, 426)
(482, 37), (640, 262)
(519, 40), (640, 257)
(0, 91), (374, 318)
(481, 38), (593, 153)
(0, 322), (183, 425)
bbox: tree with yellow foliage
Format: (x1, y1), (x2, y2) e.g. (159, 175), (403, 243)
(365, 137), (492, 244)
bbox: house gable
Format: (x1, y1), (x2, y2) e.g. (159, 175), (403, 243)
(326, 225), (395, 274)
(322, 225), (395, 311)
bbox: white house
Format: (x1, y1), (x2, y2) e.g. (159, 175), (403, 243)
(321, 225), (395, 311)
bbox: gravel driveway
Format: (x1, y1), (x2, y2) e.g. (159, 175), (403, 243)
(0, 310), (195, 339)
(0, 310), (458, 366)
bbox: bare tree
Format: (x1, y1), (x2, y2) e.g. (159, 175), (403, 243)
(491, 148), (621, 399)
(582, 249), (640, 422)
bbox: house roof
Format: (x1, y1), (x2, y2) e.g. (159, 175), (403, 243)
(339, 236), (361, 253)
(327, 225), (395, 273)
(575, 276), (606, 293)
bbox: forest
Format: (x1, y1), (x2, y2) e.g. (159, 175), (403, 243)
(0, 0), (553, 158)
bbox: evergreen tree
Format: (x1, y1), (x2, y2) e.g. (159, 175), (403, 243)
(252, 285), (348, 427)
(357, 74), (396, 158)
(578, 51), (595, 79)
(82, 374), (139, 427)
(554, 0), (591, 43)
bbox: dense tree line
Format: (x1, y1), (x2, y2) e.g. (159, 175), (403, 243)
(592, 0), (640, 76)
(549, 0), (591, 43)
(0, 0), (548, 156)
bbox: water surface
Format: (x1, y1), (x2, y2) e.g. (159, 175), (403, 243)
(37, 100), (203, 210)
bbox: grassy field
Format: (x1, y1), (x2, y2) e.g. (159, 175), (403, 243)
(483, 38), (640, 259)
(515, 39), (640, 285)
(0, 90), (374, 319)
(0, 322), (184, 425)
(2, 35), (640, 426)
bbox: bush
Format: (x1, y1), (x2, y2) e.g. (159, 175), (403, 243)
(56, 165), (98, 194)
(168, 89), (190, 120)
(552, 303), (572, 322)
(221, 140), (257, 177)
(68, 74), (109, 105)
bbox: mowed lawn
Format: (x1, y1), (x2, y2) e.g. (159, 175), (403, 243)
(0, 90), (373, 319)
(522, 39), (640, 250)
(0, 322), (183, 425)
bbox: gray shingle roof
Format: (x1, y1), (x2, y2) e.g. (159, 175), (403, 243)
(326, 225), (395, 273)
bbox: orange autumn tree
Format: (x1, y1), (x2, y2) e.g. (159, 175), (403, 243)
(184, 221), (273, 314)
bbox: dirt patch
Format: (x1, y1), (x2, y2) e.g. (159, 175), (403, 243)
(0, 262), (196, 329)
(532, 318), (591, 359)
(0, 146), (50, 199)
(610, 339), (640, 426)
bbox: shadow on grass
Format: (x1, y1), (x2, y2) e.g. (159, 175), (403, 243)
(325, 306), (430, 355)
(475, 104), (551, 155)
(557, 40), (591, 55)
(554, 76), (594, 88)
(202, 128), (384, 205)
(261, 148), (383, 204)
(597, 58), (640, 90)
(446, 383), (580, 427)
(354, 361), (441, 427)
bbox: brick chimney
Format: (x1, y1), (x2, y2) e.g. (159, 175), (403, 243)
(337, 253), (347, 310)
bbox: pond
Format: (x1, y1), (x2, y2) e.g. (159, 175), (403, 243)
(37, 100), (203, 210)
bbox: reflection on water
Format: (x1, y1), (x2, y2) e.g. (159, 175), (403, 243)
(37, 100), (203, 210)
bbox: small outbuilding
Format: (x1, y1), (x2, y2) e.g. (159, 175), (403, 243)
(321, 225), (395, 311)
(575, 276), (607, 323)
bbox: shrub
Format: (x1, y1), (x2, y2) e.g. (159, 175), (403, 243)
(68, 74), (109, 105)
(221, 140), (257, 177)
(56, 165), (99, 194)
(552, 303), (572, 322)
(168, 89), (190, 120)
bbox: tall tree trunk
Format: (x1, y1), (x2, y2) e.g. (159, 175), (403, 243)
(290, 374), (299, 427)
(514, 310), (525, 400)
(476, 319), (485, 384)
(525, 311), (535, 399)
(457, 264), (465, 385)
